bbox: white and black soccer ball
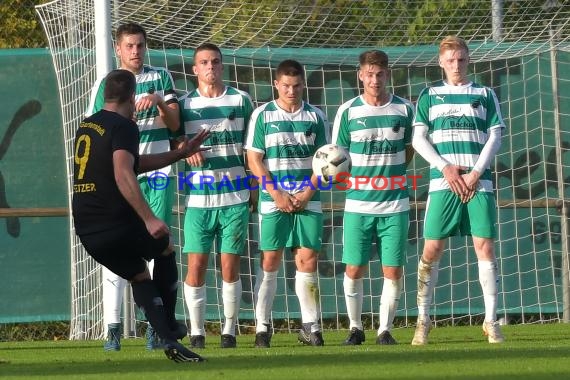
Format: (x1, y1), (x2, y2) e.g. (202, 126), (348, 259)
(312, 143), (352, 184)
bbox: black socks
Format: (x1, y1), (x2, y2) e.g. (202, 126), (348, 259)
(152, 251), (179, 329)
(131, 279), (176, 341)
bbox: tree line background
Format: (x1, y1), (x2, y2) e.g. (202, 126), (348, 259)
(3, 1), (566, 49)
(0, 0), (47, 48)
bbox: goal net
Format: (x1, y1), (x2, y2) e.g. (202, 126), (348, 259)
(36, 0), (570, 340)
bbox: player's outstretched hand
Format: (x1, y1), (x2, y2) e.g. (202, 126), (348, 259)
(176, 129), (211, 159)
(186, 151), (206, 167)
(135, 93), (158, 113)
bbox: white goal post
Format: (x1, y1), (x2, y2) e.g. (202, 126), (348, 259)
(36, 0), (570, 340)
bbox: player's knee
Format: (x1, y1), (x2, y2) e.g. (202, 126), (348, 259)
(185, 270), (206, 287)
(422, 240), (445, 261)
(221, 268), (240, 283)
(382, 266), (403, 280)
(296, 256), (317, 272)
(345, 265), (365, 279)
(261, 251), (282, 272)
(473, 237), (495, 259)
(221, 255), (240, 282)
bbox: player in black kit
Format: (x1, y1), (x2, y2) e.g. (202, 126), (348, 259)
(72, 69), (209, 363)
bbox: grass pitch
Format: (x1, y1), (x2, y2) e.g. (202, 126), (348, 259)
(1, 323), (569, 379)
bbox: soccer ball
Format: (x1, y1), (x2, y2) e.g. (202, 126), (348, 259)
(312, 144), (352, 184)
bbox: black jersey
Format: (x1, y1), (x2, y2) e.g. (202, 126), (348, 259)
(72, 110), (141, 234)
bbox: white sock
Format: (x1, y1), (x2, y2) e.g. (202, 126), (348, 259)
(222, 279), (242, 336)
(295, 271), (320, 329)
(417, 259), (439, 320)
(478, 260), (498, 322)
(343, 273), (363, 330)
(254, 269), (277, 333)
(184, 283), (206, 336)
(378, 277), (403, 334)
(102, 266), (127, 333)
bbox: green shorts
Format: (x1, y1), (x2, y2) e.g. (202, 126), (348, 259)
(342, 212), (409, 267)
(183, 203), (249, 254)
(423, 191), (496, 239)
(138, 176), (174, 224)
(259, 210), (323, 251)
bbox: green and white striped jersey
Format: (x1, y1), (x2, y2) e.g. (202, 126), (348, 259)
(179, 86), (253, 209)
(332, 94), (413, 215)
(86, 65), (178, 176)
(413, 81), (506, 193)
(245, 100), (330, 215)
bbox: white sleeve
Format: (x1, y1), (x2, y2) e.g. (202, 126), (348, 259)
(85, 77), (104, 117)
(316, 107), (332, 144)
(331, 110), (341, 144)
(411, 124), (450, 172)
(472, 127), (502, 174)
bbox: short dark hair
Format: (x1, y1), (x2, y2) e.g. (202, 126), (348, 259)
(115, 23), (147, 44)
(275, 59), (305, 80)
(194, 42), (223, 61)
(359, 50), (389, 69)
(104, 69), (136, 104)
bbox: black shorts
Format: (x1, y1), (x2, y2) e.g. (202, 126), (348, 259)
(78, 221), (169, 281)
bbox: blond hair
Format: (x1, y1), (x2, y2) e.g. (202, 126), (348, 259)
(439, 36), (469, 55)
